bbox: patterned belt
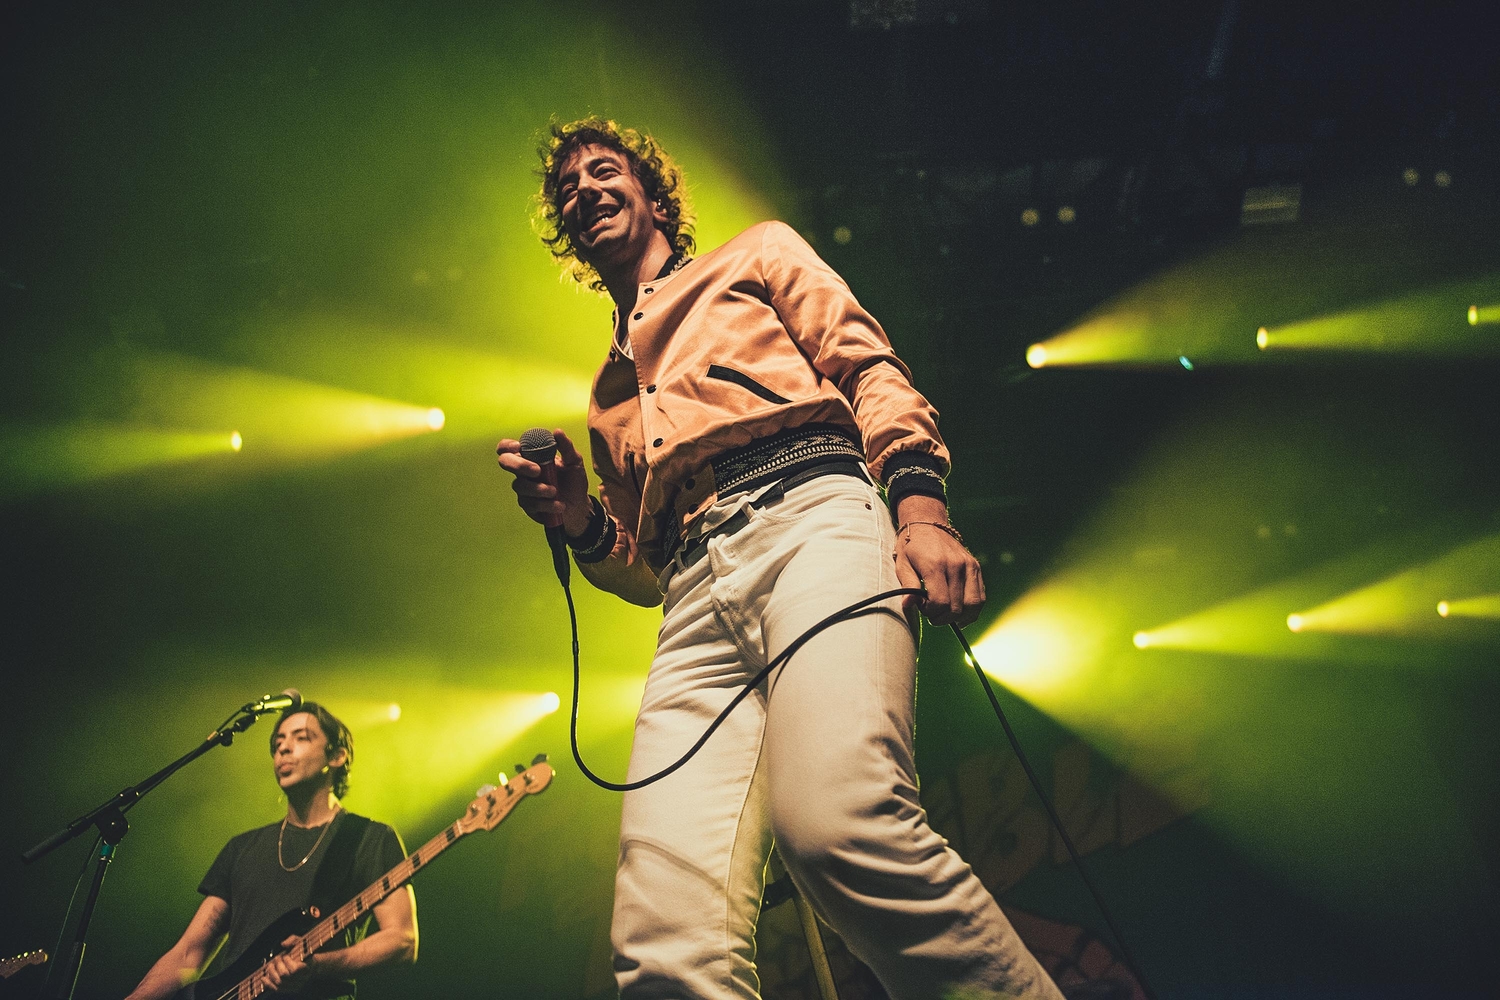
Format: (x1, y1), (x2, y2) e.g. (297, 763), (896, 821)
(671, 426), (871, 568)
(712, 424), (866, 496)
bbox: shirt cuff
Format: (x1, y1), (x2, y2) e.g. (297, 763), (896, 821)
(565, 496), (618, 564)
(882, 451), (948, 514)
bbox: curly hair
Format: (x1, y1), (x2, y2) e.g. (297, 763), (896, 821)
(270, 701), (354, 799)
(535, 117), (695, 292)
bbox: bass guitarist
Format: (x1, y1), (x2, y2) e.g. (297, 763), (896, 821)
(125, 702), (417, 999)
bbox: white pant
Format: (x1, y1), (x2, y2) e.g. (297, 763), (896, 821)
(611, 474), (1064, 1000)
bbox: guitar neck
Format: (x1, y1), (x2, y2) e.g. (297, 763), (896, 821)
(297, 820), (463, 955)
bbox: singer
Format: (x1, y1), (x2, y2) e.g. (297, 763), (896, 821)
(497, 118), (1061, 999)
(124, 702), (417, 1000)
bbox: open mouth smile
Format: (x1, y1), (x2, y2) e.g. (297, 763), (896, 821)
(582, 205), (619, 235)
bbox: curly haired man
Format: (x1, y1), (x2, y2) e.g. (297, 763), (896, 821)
(498, 118), (1062, 1000)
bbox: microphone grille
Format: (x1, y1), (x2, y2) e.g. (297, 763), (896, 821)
(282, 688), (303, 711)
(518, 427), (557, 462)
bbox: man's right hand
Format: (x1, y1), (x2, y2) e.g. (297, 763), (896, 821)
(496, 429), (594, 537)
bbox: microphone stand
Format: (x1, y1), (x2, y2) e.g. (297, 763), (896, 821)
(22, 708), (264, 999)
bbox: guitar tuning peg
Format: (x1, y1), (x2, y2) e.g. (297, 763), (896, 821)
(531, 752), (549, 765)
(514, 764), (528, 776)
(476, 784), (497, 796)
(496, 771), (509, 786)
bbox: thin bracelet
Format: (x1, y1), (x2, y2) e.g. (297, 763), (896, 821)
(898, 520), (964, 544)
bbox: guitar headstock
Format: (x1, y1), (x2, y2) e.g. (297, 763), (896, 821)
(456, 754), (555, 835)
(0, 949), (48, 980)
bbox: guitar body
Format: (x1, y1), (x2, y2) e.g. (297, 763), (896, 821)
(174, 909), (316, 1000)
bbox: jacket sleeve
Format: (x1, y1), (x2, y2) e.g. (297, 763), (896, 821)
(759, 221), (951, 484)
(574, 429), (664, 608)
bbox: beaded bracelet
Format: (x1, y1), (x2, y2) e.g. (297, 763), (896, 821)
(897, 520), (964, 545)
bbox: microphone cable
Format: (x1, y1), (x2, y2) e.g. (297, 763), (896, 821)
(552, 567), (1158, 999)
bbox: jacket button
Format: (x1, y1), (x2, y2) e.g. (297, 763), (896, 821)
(633, 312), (644, 320)
(653, 437), (663, 447)
(646, 384), (656, 393)
(685, 478), (695, 490)
(644, 287), (653, 294)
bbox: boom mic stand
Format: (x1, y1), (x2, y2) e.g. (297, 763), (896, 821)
(21, 706), (266, 999)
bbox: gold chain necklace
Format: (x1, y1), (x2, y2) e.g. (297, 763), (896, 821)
(277, 807), (340, 872)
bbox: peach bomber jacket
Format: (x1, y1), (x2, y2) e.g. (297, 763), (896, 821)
(578, 220), (951, 606)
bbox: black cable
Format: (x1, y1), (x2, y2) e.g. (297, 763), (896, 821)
(949, 625), (1158, 1000)
(557, 571), (1156, 996)
(564, 578), (922, 792)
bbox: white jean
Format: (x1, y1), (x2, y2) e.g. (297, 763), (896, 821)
(611, 474), (1063, 1000)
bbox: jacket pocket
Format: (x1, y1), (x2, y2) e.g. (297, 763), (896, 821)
(706, 364), (791, 405)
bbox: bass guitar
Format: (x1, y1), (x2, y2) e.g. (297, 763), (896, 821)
(176, 755), (553, 999)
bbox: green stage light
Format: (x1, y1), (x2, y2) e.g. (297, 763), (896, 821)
(969, 590), (1105, 704)
(326, 686), (567, 828)
(123, 352), (446, 465)
(1256, 279), (1500, 355)
(1024, 208), (1498, 366)
(0, 423), (242, 495)
(1434, 593), (1500, 620)
(1282, 533), (1500, 637)
(225, 320), (592, 441)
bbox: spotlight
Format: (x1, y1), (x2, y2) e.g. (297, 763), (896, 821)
(1437, 594), (1500, 619)
(1287, 613), (1305, 633)
(833, 226), (853, 245)
(1178, 356), (1194, 370)
(1020, 208), (1040, 227)
(1434, 170), (1452, 188)
(1057, 205), (1077, 224)
(388, 703), (402, 721)
(230, 431), (243, 452)
(1402, 168), (1420, 187)
(1469, 304), (1500, 326)
(540, 691), (561, 714)
(1026, 344), (1048, 368)
(426, 407), (446, 431)
(1132, 631), (1150, 649)
(1256, 327), (1269, 350)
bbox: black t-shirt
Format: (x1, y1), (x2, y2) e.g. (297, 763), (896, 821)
(198, 811), (406, 999)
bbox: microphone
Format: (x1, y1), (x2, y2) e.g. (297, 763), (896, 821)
(519, 428), (570, 586)
(518, 428), (564, 529)
(242, 689), (302, 716)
